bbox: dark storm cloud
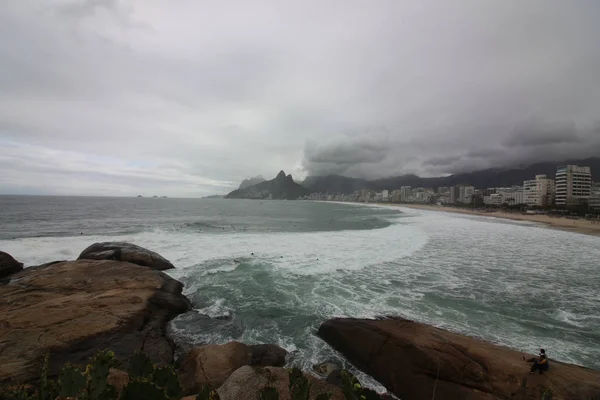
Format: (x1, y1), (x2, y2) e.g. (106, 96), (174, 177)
(505, 119), (581, 147)
(424, 156), (463, 167)
(1, 1), (599, 195)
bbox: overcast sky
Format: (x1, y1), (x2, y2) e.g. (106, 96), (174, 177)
(1, 1), (599, 197)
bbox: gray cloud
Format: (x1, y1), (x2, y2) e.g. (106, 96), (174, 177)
(505, 119), (580, 147)
(1, 0), (599, 195)
(424, 156), (463, 167)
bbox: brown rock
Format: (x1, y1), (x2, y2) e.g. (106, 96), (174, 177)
(107, 368), (129, 394)
(250, 343), (288, 367)
(179, 342), (251, 395)
(178, 342), (288, 395)
(318, 317), (600, 400)
(217, 365), (344, 400)
(78, 242), (175, 270)
(0, 251), (23, 279)
(0, 259), (191, 384)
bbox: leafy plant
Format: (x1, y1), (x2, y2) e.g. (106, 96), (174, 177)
(197, 383), (220, 400)
(57, 364), (86, 397)
(542, 387), (553, 400)
(0, 350), (183, 400)
(127, 351), (154, 379)
(289, 367), (311, 400)
(120, 380), (167, 400)
(153, 365), (181, 399)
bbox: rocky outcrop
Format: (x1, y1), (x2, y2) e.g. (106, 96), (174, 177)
(0, 259), (191, 384)
(0, 251), (23, 279)
(225, 170), (311, 200)
(318, 317), (600, 400)
(78, 242), (175, 270)
(217, 365), (344, 400)
(250, 343), (288, 367)
(178, 341), (288, 395)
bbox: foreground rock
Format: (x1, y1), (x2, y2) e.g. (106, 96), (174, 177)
(0, 251), (23, 279)
(78, 242), (175, 270)
(318, 317), (600, 400)
(217, 365), (344, 400)
(0, 259), (191, 384)
(178, 341), (287, 395)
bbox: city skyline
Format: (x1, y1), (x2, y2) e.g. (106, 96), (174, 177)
(306, 163), (600, 211)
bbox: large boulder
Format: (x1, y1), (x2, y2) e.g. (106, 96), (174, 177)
(78, 242), (175, 270)
(178, 342), (288, 395)
(217, 365), (344, 400)
(318, 317), (600, 400)
(250, 343), (288, 367)
(0, 251), (23, 279)
(0, 259), (191, 384)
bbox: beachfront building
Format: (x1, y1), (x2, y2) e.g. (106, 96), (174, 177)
(484, 193), (503, 206)
(359, 189), (370, 202)
(400, 186), (411, 202)
(523, 174), (555, 207)
(449, 186), (460, 204)
(456, 185), (475, 204)
(495, 186), (524, 205)
(382, 190), (389, 201)
(555, 165), (592, 206)
(523, 179), (537, 206)
(590, 182), (600, 210)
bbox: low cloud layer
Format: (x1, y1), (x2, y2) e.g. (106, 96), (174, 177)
(1, 1), (599, 195)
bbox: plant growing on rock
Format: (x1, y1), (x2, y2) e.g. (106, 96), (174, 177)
(0, 350), (183, 400)
(196, 384), (220, 400)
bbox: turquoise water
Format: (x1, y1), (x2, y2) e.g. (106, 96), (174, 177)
(1, 196), (599, 388)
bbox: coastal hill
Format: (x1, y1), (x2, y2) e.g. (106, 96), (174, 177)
(303, 157), (600, 193)
(226, 170), (310, 200)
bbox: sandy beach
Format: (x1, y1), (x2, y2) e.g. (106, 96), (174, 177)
(393, 204), (600, 237)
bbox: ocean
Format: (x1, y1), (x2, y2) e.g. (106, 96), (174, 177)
(1, 195), (599, 387)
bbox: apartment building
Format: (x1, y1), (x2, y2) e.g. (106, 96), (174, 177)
(555, 165), (591, 206)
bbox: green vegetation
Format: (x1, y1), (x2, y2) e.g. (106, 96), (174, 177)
(1, 353), (387, 400)
(0, 350), (181, 400)
(542, 387), (553, 400)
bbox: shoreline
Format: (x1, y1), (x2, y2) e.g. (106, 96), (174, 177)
(386, 203), (600, 237)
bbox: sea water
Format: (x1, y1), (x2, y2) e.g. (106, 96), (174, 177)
(1, 196), (599, 389)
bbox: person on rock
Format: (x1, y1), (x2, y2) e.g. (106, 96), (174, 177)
(524, 348), (549, 374)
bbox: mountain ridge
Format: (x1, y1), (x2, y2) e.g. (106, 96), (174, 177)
(301, 157), (600, 194)
(238, 175), (265, 190)
(226, 170), (311, 200)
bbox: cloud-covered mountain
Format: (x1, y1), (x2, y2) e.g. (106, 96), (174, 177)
(238, 176), (266, 190)
(302, 157), (600, 193)
(226, 171), (310, 200)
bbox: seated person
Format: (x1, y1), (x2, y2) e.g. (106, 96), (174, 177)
(524, 349), (549, 374)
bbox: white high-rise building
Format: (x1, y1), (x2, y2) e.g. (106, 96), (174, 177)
(400, 186), (411, 202)
(382, 190), (389, 201)
(589, 183), (600, 210)
(536, 175), (555, 207)
(496, 187), (524, 205)
(555, 165), (591, 206)
(456, 185), (474, 204)
(523, 179), (538, 206)
(523, 174), (555, 207)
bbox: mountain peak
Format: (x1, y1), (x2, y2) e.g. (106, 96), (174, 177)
(276, 170), (287, 180)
